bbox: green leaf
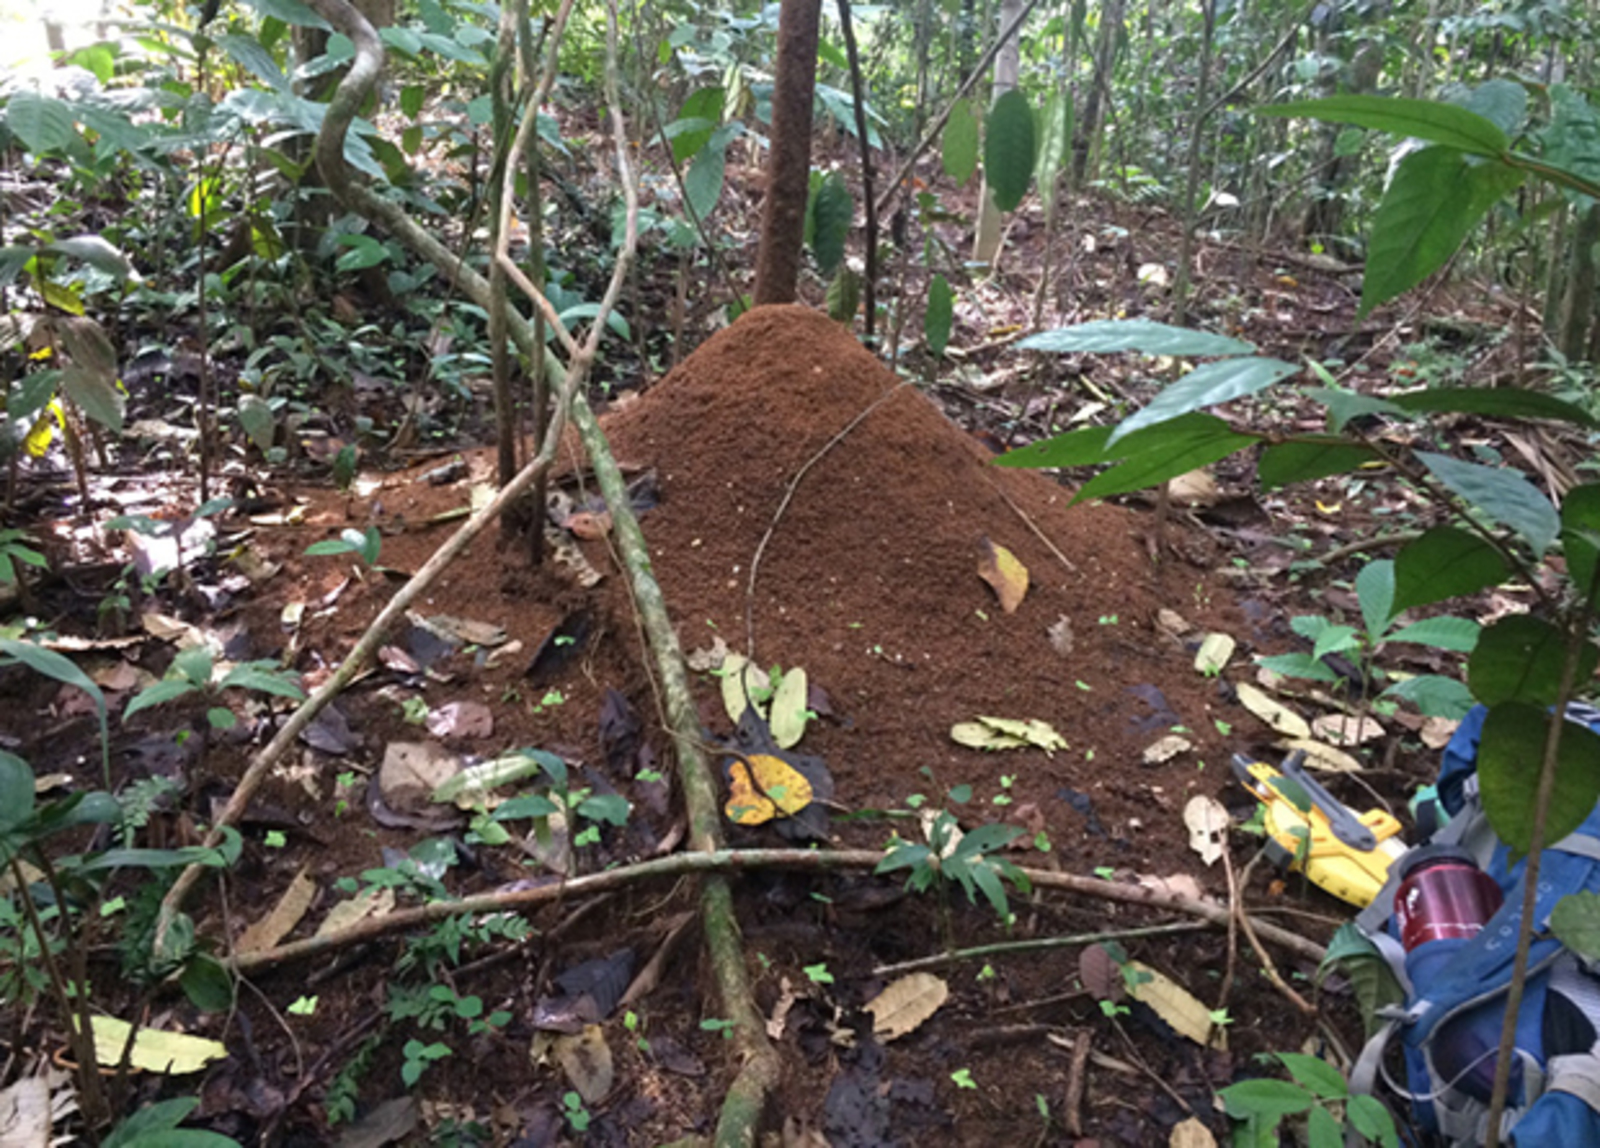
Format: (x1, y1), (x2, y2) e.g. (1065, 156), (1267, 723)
(577, 793), (630, 826)
(808, 171), (852, 277)
(1273, 1053), (1349, 1100)
(238, 393), (276, 453)
(103, 1098), (201, 1147)
(77, 844), (232, 871)
(1360, 146), (1523, 316)
(179, 953), (234, 1012)
(1019, 318), (1253, 357)
(0, 640), (105, 724)
(493, 794), (560, 821)
(983, 89), (1036, 212)
(123, 679), (198, 720)
(1108, 356), (1298, 445)
(1468, 615), (1594, 707)
(1460, 79), (1528, 137)
(1074, 415), (1257, 502)
(1394, 526), (1511, 612)
(1356, 559), (1396, 639)
(1305, 385), (1409, 432)
(1385, 616), (1480, 653)
(220, 664), (305, 700)
(60, 367), (125, 434)
(1218, 1078), (1315, 1121)
(1416, 450), (1559, 555)
(925, 274), (954, 357)
(1307, 1103), (1342, 1148)
(5, 91), (79, 154)
(1381, 673), (1476, 720)
(0, 751), (35, 832)
(669, 86), (724, 163)
(1562, 484), (1600, 606)
(1256, 95), (1510, 155)
(994, 425), (1115, 469)
(684, 142), (727, 221)
(46, 236), (133, 282)
(173, 646), (214, 688)
(1036, 89), (1074, 213)
(1550, 891), (1600, 961)
(1258, 438), (1376, 490)
(1545, 85), (1600, 206)
(1388, 387), (1597, 429)
(825, 266), (860, 323)
(1256, 652), (1341, 683)
(1478, 702), (1600, 854)
(218, 33), (289, 92)
(1346, 1094), (1400, 1148)
(942, 98), (979, 184)
(335, 234), (389, 272)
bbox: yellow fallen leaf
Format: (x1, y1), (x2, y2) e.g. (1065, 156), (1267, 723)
(725, 754), (814, 825)
(1194, 632), (1235, 675)
(865, 973), (949, 1041)
(236, 866), (316, 954)
(1125, 961), (1226, 1049)
(977, 537), (1029, 614)
(1170, 1116), (1218, 1146)
(950, 722), (1029, 751)
(1279, 738), (1365, 773)
(83, 1016), (227, 1074)
(769, 667), (809, 750)
(719, 654), (770, 726)
(1235, 682), (1311, 739)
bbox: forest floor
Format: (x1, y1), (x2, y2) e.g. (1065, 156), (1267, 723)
(0, 160), (1564, 1148)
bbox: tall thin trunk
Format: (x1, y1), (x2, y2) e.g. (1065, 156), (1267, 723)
(753, 0), (823, 306)
(972, 0), (1025, 266)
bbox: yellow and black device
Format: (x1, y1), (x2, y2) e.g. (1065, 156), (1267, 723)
(1231, 752), (1407, 908)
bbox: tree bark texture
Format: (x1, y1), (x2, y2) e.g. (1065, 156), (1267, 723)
(753, 0), (822, 306)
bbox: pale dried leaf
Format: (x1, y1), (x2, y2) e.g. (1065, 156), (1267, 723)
(1142, 734), (1192, 765)
(977, 715), (1067, 753)
(1235, 682), (1311, 739)
(380, 741), (462, 811)
(1420, 716), (1459, 750)
(0, 1076), (51, 1147)
(977, 536), (1029, 614)
(1183, 796), (1229, 867)
(719, 653), (770, 725)
(1166, 468), (1217, 507)
(554, 1024), (614, 1104)
(950, 722), (1029, 751)
(1194, 633), (1235, 676)
(1156, 608), (1191, 639)
(1125, 961), (1226, 1048)
(315, 887), (394, 937)
(141, 611), (206, 648)
(1137, 872), (1207, 901)
(1169, 1116), (1218, 1147)
(1047, 615), (1075, 656)
(1279, 738), (1365, 773)
(83, 1016), (227, 1074)
(766, 976), (799, 1041)
(426, 700), (495, 740)
(864, 973), (949, 1041)
(769, 667), (809, 749)
(236, 866), (317, 954)
(416, 613), (506, 648)
(686, 635), (729, 673)
(1311, 712), (1385, 746)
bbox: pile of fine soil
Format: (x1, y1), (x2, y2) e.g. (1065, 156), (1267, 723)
(600, 304), (1248, 873)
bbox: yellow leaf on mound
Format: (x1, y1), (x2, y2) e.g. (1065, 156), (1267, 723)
(978, 537), (1029, 614)
(725, 754), (814, 825)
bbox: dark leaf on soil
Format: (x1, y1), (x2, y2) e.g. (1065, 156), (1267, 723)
(645, 1034), (706, 1077)
(534, 949), (635, 1032)
(1126, 684), (1181, 733)
(301, 703), (360, 755)
(823, 1038), (893, 1148)
(598, 687), (641, 774)
(525, 610), (593, 681)
(1057, 788), (1108, 836)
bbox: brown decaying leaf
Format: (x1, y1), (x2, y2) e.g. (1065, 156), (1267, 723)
(553, 1025), (614, 1105)
(425, 700), (494, 740)
(1142, 734), (1192, 765)
(1047, 615), (1075, 656)
(315, 887), (394, 938)
(977, 536), (1029, 614)
(1235, 682), (1311, 739)
(236, 866), (317, 955)
(1311, 712), (1384, 746)
(864, 973), (949, 1041)
(1078, 944), (1124, 1002)
(1125, 961), (1227, 1049)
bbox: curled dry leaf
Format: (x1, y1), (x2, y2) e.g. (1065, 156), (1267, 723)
(1194, 632), (1235, 676)
(686, 634), (729, 673)
(553, 1024), (614, 1105)
(1125, 961), (1227, 1049)
(1421, 716), (1459, 750)
(1278, 738), (1364, 774)
(1142, 734), (1192, 765)
(864, 973), (949, 1042)
(1166, 468), (1217, 507)
(1311, 712), (1385, 747)
(1182, 796), (1229, 868)
(1235, 682), (1311, 739)
(1156, 608), (1191, 639)
(951, 722), (1029, 751)
(719, 653), (770, 725)
(977, 536), (1029, 614)
(1078, 943), (1124, 1002)
(426, 700), (495, 740)
(566, 510), (613, 540)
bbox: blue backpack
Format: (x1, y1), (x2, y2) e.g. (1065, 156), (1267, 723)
(1350, 704), (1600, 1145)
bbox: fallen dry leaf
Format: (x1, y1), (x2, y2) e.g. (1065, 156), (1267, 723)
(1235, 682), (1311, 739)
(553, 1025), (614, 1105)
(426, 701), (495, 740)
(566, 510), (613, 540)
(1125, 961), (1226, 1049)
(236, 866), (317, 954)
(769, 667), (809, 749)
(1169, 1116), (1218, 1147)
(864, 973), (949, 1042)
(1142, 734), (1192, 765)
(1156, 608), (1191, 638)
(725, 754), (813, 825)
(1420, 716), (1459, 749)
(1183, 796), (1229, 867)
(1166, 468), (1218, 507)
(1279, 738), (1364, 773)
(977, 536), (1029, 614)
(1311, 712), (1384, 746)
(315, 887), (394, 938)
(950, 722), (1029, 751)
(1047, 614), (1075, 656)
(719, 653), (770, 725)
(83, 1017), (227, 1075)
(686, 634), (729, 672)
(1193, 632), (1235, 676)
(380, 741), (462, 811)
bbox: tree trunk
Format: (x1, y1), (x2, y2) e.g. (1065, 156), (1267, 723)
(753, 0), (822, 306)
(1074, 0), (1124, 185)
(972, 0), (1025, 267)
(1558, 202), (1600, 362)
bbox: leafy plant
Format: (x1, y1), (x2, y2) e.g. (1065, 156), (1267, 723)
(305, 526), (383, 567)
(124, 645), (305, 732)
(101, 1095), (242, 1147)
(877, 812), (1030, 922)
(0, 529), (46, 589)
(1217, 1053), (1398, 1148)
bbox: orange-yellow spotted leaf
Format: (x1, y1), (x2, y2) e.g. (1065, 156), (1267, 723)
(977, 537), (1029, 614)
(725, 754), (814, 825)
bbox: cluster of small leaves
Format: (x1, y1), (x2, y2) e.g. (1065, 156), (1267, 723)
(1218, 1053), (1398, 1148)
(877, 812), (1030, 921)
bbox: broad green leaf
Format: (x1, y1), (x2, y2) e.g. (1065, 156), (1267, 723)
(983, 89), (1035, 212)
(769, 667), (809, 750)
(1311, 624), (1360, 661)
(1563, 484), (1600, 605)
(1389, 387), (1597, 428)
(993, 425), (1114, 469)
(1256, 652), (1341, 683)
(576, 793), (630, 826)
(1356, 559), (1396, 640)
(809, 171), (852, 277)
(1417, 450), (1559, 555)
(1257, 95), (1510, 155)
(335, 234), (389, 272)
(238, 394), (275, 453)
(669, 87), (724, 163)
(493, 794), (560, 821)
(826, 266), (860, 323)
(400, 83), (424, 119)
(1218, 1078), (1315, 1121)
(0, 640), (105, 721)
(1385, 616), (1480, 652)
(1257, 438), (1376, 489)
(1381, 674), (1475, 720)
(925, 274), (954, 357)
(1468, 615), (1594, 707)
(1307, 1104), (1342, 1148)
(123, 679), (199, 720)
(1304, 385), (1408, 432)
(1545, 85), (1600, 206)
(1075, 416), (1257, 503)
(1275, 1053), (1348, 1100)
(47, 236), (133, 281)
(1478, 702), (1600, 853)
(1346, 1094), (1400, 1148)
(59, 317), (118, 380)
(60, 366), (125, 434)
(218, 33), (289, 92)
(1019, 318), (1253, 357)
(1550, 891), (1600, 961)
(1361, 146), (1523, 316)
(220, 664), (305, 700)
(103, 1097), (202, 1147)
(1393, 526), (1511, 612)
(78, 844), (232, 871)
(0, 752), (35, 832)
(683, 142), (727, 221)
(1108, 356), (1297, 444)
(1036, 89), (1074, 213)
(5, 91), (79, 154)
(172, 646), (213, 687)
(1459, 79), (1528, 137)
(240, 0), (329, 28)
(942, 98), (979, 184)
(178, 953), (234, 1012)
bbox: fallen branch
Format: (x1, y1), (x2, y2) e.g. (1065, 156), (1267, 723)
(230, 847), (1328, 974)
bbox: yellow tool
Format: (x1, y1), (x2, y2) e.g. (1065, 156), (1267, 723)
(1231, 752), (1407, 908)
